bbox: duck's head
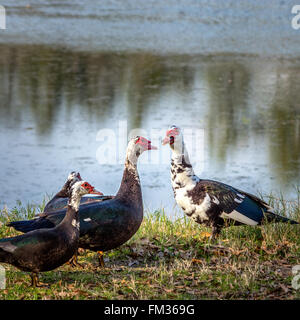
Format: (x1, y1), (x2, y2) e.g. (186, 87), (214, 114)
(162, 125), (184, 153)
(57, 171), (83, 198)
(67, 171), (82, 183)
(66, 171), (82, 190)
(126, 136), (157, 165)
(71, 181), (102, 196)
(69, 181), (103, 210)
(65, 172), (103, 196)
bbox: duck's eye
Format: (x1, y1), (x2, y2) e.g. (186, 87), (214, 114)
(135, 136), (141, 144)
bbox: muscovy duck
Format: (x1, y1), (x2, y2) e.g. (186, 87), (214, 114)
(44, 171), (113, 213)
(0, 181), (101, 287)
(162, 125), (298, 239)
(42, 171), (113, 267)
(8, 137), (157, 266)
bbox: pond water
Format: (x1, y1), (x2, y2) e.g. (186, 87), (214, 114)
(0, 1), (299, 215)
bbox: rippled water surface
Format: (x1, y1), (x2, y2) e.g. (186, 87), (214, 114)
(0, 1), (299, 214)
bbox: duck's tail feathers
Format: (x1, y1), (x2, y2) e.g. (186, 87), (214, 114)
(240, 190), (299, 225)
(0, 246), (13, 264)
(262, 210), (299, 225)
(7, 219), (54, 233)
(0, 248), (6, 263)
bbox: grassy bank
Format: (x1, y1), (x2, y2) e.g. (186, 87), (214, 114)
(0, 194), (299, 300)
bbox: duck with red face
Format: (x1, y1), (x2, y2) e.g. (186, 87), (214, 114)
(0, 180), (100, 287)
(8, 137), (158, 267)
(43, 171), (114, 214)
(162, 125), (298, 239)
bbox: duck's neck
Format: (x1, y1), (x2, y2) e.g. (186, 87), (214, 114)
(58, 194), (80, 230)
(171, 143), (199, 189)
(44, 187), (68, 211)
(115, 156), (142, 207)
(55, 187), (68, 198)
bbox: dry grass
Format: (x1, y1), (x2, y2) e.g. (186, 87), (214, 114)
(0, 193), (299, 300)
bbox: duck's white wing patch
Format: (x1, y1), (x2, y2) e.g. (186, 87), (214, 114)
(0, 242), (17, 253)
(212, 196), (220, 205)
(198, 193), (211, 212)
(221, 210), (258, 225)
(234, 198), (243, 204)
(83, 218), (92, 222)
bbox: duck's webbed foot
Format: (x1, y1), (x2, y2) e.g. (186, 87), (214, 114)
(68, 251), (85, 268)
(30, 273), (48, 288)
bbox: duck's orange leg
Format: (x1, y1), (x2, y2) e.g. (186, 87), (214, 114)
(97, 251), (105, 267)
(67, 250), (84, 268)
(30, 272), (48, 287)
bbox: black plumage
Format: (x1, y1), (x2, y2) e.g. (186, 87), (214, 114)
(0, 181), (96, 286)
(8, 137), (157, 266)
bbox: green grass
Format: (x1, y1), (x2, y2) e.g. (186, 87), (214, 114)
(0, 194), (299, 300)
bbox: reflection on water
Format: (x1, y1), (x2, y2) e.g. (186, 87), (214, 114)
(205, 62), (250, 162)
(0, 44), (299, 212)
(269, 69), (300, 184)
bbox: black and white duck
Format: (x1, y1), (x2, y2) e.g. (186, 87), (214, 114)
(162, 125), (298, 239)
(0, 180), (101, 287)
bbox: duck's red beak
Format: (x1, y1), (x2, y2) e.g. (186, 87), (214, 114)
(162, 128), (178, 145)
(148, 141), (158, 150)
(89, 187), (103, 195)
(162, 136), (170, 145)
(136, 137), (157, 150)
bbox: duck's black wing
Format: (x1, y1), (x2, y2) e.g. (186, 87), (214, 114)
(188, 180), (298, 225)
(44, 195), (114, 213)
